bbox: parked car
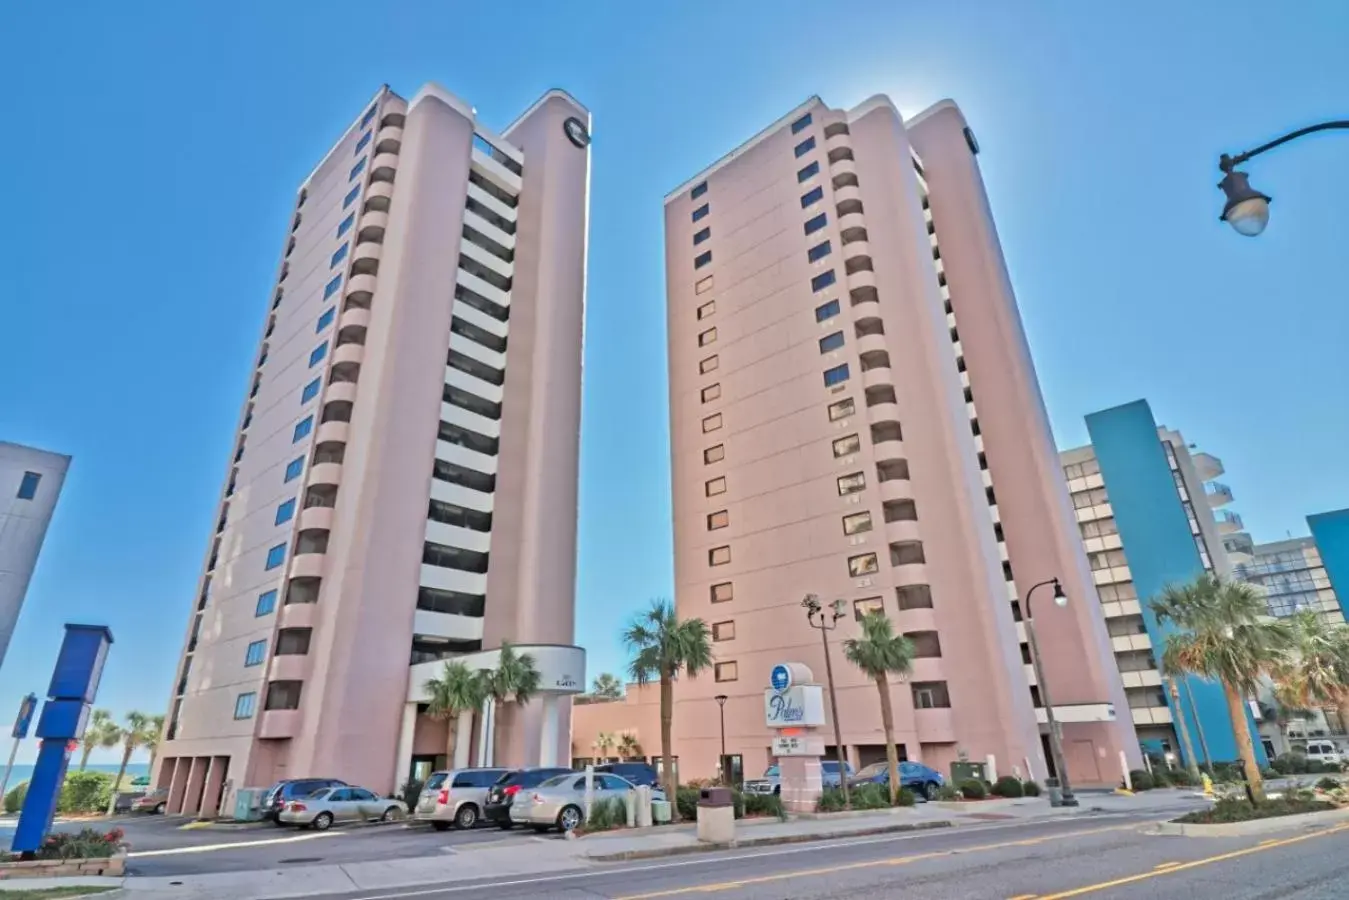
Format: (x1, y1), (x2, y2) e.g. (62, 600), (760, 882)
(413, 767), (509, 831)
(594, 761), (660, 787)
(743, 760), (854, 795)
(278, 785), (406, 830)
(510, 772), (662, 832)
(1302, 740), (1343, 768)
(131, 788), (169, 814)
(262, 778), (348, 823)
(482, 767), (575, 829)
(848, 760), (945, 800)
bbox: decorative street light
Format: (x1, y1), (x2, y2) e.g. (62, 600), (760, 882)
(714, 694), (728, 785)
(802, 593), (850, 809)
(1022, 578), (1078, 807)
(1217, 120), (1349, 236)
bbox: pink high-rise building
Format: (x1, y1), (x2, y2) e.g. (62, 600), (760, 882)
(156, 84), (592, 816)
(575, 94), (1139, 787)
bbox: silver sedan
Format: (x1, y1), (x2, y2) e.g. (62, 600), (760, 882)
(278, 785), (407, 830)
(509, 772), (660, 832)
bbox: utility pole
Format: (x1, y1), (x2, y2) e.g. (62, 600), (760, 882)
(803, 594), (850, 809)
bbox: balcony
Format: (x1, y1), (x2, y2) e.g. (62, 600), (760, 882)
(370, 153), (399, 184)
(1216, 510), (1244, 533)
(357, 210), (388, 246)
(1192, 452), (1224, 481)
(278, 601), (319, 630)
(1205, 481), (1234, 507)
(325, 380), (358, 405)
(828, 145), (855, 165)
(345, 273), (377, 310)
(375, 125), (403, 156)
(289, 554), (324, 579)
(298, 505), (334, 532)
(268, 653), (310, 683)
(257, 709), (301, 739)
(350, 242), (381, 277)
(362, 180), (394, 214)
(314, 420), (349, 446)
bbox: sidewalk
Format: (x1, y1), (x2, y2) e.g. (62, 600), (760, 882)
(0, 790), (1207, 898)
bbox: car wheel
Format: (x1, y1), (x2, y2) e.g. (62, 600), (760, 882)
(154, 802), (167, 814)
(773, 785), (781, 795)
(924, 782), (939, 801)
(454, 804), (479, 830)
(557, 805), (583, 833)
(382, 806), (405, 822)
(312, 812), (334, 831)
(431, 821), (451, 832)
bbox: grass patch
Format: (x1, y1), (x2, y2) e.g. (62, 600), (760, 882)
(1173, 796), (1335, 825)
(0, 888), (118, 899)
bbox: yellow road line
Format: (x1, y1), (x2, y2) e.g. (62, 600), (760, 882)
(1152, 861), (1180, 869)
(1007, 894), (1039, 899)
(1034, 823), (1349, 900)
(613, 823), (1138, 900)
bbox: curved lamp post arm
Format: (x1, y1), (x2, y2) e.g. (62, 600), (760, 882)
(1220, 120), (1349, 172)
(1218, 120), (1349, 236)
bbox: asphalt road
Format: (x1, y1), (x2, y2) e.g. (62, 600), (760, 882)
(280, 811), (1349, 900)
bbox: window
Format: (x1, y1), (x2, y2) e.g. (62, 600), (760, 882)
(354, 130), (372, 154)
(349, 158), (366, 181)
(244, 640), (267, 667)
(808, 240), (832, 262)
(811, 270), (837, 292)
(706, 476), (727, 496)
(815, 299), (840, 322)
(833, 434), (861, 457)
(701, 384), (721, 403)
(709, 546), (731, 566)
(308, 343), (328, 367)
(275, 499), (296, 525)
(323, 275), (343, 300)
(698, 327), (717, 346)
(804, 213), (827, 235)
(708, 510), (729, 530)
(791, 112), (813, 134)
(284, 457), (305, 482)
(801, 186), (824, 208)
(911, 682), (951, 709)
(713, 621), (735, 641)
(316, 306), (336, 332)
(702, 413), (723, 433)
(692, 203), (709, 223)
(794, 137), (816, 158)
(337, 213), (355, 237)
(301, 378), (322, 404)
(823, 363), (850, 387)
(691, 181), (708, 200)
(828, 397), (855, 421)
(697, 300), (716, 319)
(16, 472), (40, 500)
(798, 161), (820, 182)
(715, 661), (738, 682)
(694, 250), (712, 269)
(843, 511), (873, 535)
(343, 185), (360, 209)
(711, 582), (733, 603)
(264, 544), (287, 570)
(361, 104), (378, 127)
(693, 227), (711, 245)
(896, 584), (934, 610)
(255, 589), (278, 616)
(819, 331), (845, 353)
(330, 244), (349, 268)
(848, 552), (880, 577)
(838, 472), (866, 495)
(233, 692), (257, 719)
(699, 355), (719, 374)
(854, 597), (884, 620)
(704, 444), (725, 464)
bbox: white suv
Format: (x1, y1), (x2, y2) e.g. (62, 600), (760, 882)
(1303, 741), (1342, 768)
(413, 768), (509, 830)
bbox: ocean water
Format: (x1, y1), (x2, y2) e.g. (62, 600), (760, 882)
(1, 762), (149, 789)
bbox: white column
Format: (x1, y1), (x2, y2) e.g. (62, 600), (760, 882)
(393, 702), (417, 792)
(538, 695), (560, 767)
(453, 709), (474, 770)
(477, 699), (494, 767)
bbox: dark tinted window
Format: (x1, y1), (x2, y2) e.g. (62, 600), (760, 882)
(801, 186), (824, 208)
(453, 773), (476, 788)
(791, 112), (813, 134)
(472, 770), (505, 787)
(797, 161), (820, 182)
(425, 773), (449, 790)
(794, 137), (816, 158)
(352, 788), (377, 800)
(508, 768), (573, 788)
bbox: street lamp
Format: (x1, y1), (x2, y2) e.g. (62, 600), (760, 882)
(1217, 120), (1349, 236)
(1022, 578), (1078, 807)
(714, 694), (728, 785)
(803, 593), (850, 809)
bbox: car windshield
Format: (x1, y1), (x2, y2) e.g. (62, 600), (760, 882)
(424, 773), (448, 790)
(763, 765), (779, 777)
(855, 762), (888, 778)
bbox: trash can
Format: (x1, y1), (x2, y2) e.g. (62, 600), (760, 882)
(1045, 777), (1064, 807)
(696, 787), (735, 844)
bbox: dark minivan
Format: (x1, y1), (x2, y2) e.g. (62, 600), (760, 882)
(263, 778), (348, 823)
(482, 768), (574, 828)
(595, 762), (660, 788)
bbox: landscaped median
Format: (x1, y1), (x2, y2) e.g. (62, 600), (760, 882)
(0, 828), (126, 881)
(1155, 781), (1349, 837)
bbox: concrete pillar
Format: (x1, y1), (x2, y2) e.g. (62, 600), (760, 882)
(166, 757), (189, 814)
(453, 710), (474, 769)
(538, 696), (560, 767)
(179, 757), (208, 817)
(477, 699), (495, 766)
(155, 756), (177, 792)
(198, 756), (228, 820)
(392, 702), (417, 792)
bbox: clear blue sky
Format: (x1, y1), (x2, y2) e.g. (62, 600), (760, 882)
(3, 1), (1346, 762)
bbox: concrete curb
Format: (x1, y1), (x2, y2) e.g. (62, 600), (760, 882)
(586, 820), (953, 861)
(1152, 805), (1349, 837)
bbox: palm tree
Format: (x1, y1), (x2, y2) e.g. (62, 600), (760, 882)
(843, 612), (916, 805)
(78, 710), (118, 771)
(591, 673), (624, 700)
(617, 733), (642, 760)
(424, 661), (487, 768)
(144, 714), (166, 772)
(1153, 573), (1295, 803)
(625, 598), (712, 819)
(482, 642), (541, 765)
(1272, 611), (1349, 737)
(105, 711), (157, 816)
(594, 732), (617, 761)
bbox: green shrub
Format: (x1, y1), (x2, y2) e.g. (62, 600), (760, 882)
(1260, 767), (1278, 780)
(585, 797), (626, 831)
(4, 781), (28, 814)
(958, 779), (987, 800)
(1207, 761), (1243, 782)
(1316, 776), (1341, 792)
(59, 770), (113, 813)
(1165, 768), (1193, 787)
(896, 787), (916, 807)
(816, 786), (848, 812)
(936, 784), (961, 801)
(0, 827), (124, 861)
(1174, 795), (1332, 825)
(1021, 780), (1041, 797)
(399, 779), (423, 810)
(675, 787), (700, 821)
(1128, 770), (1154, 791)
(743, 793), (785, 819)
(990, 776), (1024, 798)
(851, 783), (890, 809)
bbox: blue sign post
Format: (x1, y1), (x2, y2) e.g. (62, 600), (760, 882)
(11, 625), (113, 856)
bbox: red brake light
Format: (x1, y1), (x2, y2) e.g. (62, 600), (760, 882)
(437, 789), (449, 805)
(289, 802), (307, 812)
(503, 784), (521, 796)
